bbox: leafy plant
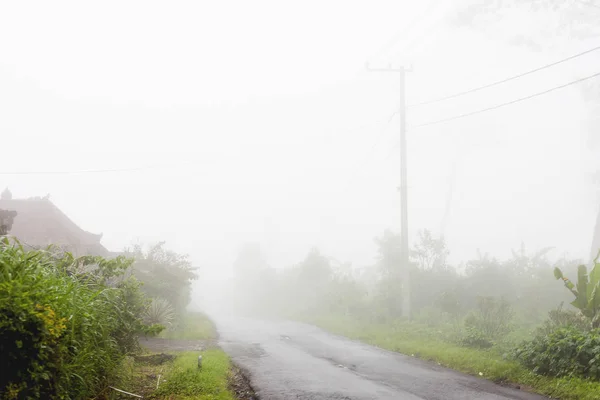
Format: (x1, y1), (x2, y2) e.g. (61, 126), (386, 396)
(0, 239), (156, 399)
(464, 296), (514, 340)
(144, 297), (175, 327)
(126, 242), (197, 316)
(460, 327), (494, 349)
(536, 303), (591, 336)
(554, 253), (600, 328)
(514, 327), (600, 380)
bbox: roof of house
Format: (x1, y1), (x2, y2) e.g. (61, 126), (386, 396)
(0, 189), (108, 255)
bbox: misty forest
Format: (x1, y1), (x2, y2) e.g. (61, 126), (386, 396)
(2, 0), (600, 399)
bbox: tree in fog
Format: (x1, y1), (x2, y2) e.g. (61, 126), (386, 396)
(324, 262), (368, 317)
(410, 231), (463, 318)
(126, 242), (197, 316)
(231, 243), (277, 314)
(372, 230), (404, 318)
(292, 248), (333, 312)
(411, 229), (449, 271)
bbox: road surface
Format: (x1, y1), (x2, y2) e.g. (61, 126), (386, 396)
(211, 315), (547, 400)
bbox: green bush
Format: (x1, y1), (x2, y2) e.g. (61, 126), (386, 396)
(464, 296), (514, 340)
(460, 327), (494, 349)
(415, 306), (454, 327)
(536, 304), (591, 336)
(0, 241), (158, 399)
(514, 326), (600, 380)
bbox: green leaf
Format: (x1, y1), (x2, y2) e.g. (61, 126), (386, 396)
(589, 259), (600, 289)
(571, 291), (588, 311)
(589, 284), (600, 313)
(554, 267), (563, 280)
(578, 265), (589, 304)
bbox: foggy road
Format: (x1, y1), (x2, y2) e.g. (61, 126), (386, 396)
(212, 315), (547, 400)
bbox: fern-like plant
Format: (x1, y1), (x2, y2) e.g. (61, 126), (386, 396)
(144, 298), (175, 327)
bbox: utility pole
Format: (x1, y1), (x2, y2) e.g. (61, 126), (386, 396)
(367, 63), (411, 319)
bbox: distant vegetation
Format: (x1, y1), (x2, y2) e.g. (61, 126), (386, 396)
(124, 242), (197, 320)
(0, 239), (197, 399)
(231, 231), (600, 399)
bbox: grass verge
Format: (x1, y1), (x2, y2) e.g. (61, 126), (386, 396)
(310, 315), (600, 400)
(153, 350), (235, 400)
(113, 312), (243, 399)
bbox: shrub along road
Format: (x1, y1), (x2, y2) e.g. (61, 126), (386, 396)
(211, 314), (548, 400)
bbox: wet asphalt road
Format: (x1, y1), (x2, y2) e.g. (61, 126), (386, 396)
(211, 315), (548, 400)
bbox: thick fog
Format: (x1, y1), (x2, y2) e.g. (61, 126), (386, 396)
(1, 0), (599, 302)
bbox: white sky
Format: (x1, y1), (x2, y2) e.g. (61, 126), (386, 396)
(1, 0), (599, 281)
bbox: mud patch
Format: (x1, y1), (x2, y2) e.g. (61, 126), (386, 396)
(493, 378), (536, 393)
(133, 353), (175, 365)
(139, 336), (217, 352)
(229, 363), (259, 400)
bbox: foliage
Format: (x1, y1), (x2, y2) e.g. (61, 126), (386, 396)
(229, 229), (599, 396)
(411, 229), (449, 271)
(294, 248), (333, 310)
(514, 326), (600, 380)
(144, 298), (176, 328)
(414, 306), (454, 328)
(372, 230), (404, 317)
(592, 206), (600, 263)
(375, 229), (401, 279)
(321, 270), (368, 317)
(464, 296), (514, 340)
(554, 255), (600, 328)
(535, 303), (591, 336)
(460, 327), (494, 349)
(126, 242), (197, 316)
(0, 240), (156, 399)
(434, 289), (463, 317)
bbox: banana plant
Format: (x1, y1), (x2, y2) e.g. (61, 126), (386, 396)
(554, 252), (600, 328)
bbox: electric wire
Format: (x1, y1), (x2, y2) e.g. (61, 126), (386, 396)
(412, 71), (600, 128)
(409, 45), (600, 108)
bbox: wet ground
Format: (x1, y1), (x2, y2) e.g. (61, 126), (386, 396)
(211, 315), (548, 400)
(138, 336), (211, 352)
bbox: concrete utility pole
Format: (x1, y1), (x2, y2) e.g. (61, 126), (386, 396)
(367, 63), (411, 319)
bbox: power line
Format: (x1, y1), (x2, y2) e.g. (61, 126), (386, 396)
(0, 164), (165, 176)
(409, 45), (600, 108)
(412, 70), (600, 128)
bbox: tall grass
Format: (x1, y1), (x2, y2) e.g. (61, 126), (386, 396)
(0, 241), (155, 399)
